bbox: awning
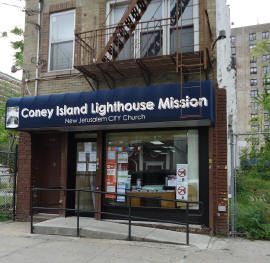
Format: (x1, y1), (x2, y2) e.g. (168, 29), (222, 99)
(5, 81), (215, 131)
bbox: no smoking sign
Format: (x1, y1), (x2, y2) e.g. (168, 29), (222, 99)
(176, 164), (188, 201)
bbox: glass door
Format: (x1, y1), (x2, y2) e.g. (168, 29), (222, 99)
(75, 140), (97, 214)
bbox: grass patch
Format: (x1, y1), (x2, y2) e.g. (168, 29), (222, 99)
(0, 212), (10, 222)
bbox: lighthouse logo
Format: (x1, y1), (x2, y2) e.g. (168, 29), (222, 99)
(6, 107), (19, 129)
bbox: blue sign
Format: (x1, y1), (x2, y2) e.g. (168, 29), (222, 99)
(5, 81), (215, 130)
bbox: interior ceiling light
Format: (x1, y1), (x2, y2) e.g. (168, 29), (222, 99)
(150, 140), (164, 145)
(160, 152), (168, 155)
(153, 150), (162, 153)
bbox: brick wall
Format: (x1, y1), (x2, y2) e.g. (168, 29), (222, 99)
(16, 132), (32, 221)
(209, 88), (228, 235)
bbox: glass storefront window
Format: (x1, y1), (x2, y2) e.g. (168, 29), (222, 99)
(104, 130), (199, 209)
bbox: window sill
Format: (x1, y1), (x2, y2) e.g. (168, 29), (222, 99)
(41, 68), (80, 78)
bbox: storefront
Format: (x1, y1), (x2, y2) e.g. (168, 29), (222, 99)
(6, 81), (215, 226)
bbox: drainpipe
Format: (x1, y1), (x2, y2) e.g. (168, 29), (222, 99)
(34, 0), (43, 96)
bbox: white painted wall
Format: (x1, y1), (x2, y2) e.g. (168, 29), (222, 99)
(216, 0), (237, 192)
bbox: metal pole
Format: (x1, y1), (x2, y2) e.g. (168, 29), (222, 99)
(30, 188), (33, 234)
(186, 202), (189, 245)
(128, 196), (132, 241)
(12, 146), (18, 221)
(76, 190), (80, 237)
(229, 114), (236, 237)
(233, 134), (237, 237)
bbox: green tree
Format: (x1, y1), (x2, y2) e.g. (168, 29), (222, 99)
(10, 26), (24, 69)
(0, 81), (20, 151)
(0, 27), (23, 151)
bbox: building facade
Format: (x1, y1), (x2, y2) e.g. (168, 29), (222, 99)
(231, 23), (270, 135)
(7, 0), (230, 235)
(231, 23), (270, 166)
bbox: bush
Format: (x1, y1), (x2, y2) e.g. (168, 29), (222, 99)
(237, 201), (270, 240)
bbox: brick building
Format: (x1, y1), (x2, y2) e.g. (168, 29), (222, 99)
(6, 0), (231, 235)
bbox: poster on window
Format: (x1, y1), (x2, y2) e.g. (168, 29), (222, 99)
(105, 163), (117, 199)
(117, 152), (128, 163)
(176, 164), (188, 201)
(116, 178), (126, 202)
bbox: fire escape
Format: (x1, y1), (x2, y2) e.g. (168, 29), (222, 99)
(74, 0), (213, 90)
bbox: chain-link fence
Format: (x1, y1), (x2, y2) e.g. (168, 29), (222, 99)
(230, 132), (270, 239)
(0, 150), (17, 221)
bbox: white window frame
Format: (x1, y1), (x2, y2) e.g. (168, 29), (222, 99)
(106, 0), (199, 59)
(48, 9), (76, 72)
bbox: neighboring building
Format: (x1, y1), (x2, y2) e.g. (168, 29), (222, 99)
(6, 0), (231, 235)
(232, 23), (270, 134)
(231, 23), (270, 164)
(0, 71), (21, 100)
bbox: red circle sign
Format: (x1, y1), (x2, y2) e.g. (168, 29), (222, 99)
(177, 186), (186, 195)
(177, 168), (186, 177)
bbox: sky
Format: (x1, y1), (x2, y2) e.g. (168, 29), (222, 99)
(0, 0), (25, 80)
(1, 0), (270, 80)
(227, 0), (270, 28)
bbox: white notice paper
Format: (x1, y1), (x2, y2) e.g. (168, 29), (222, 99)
(117, 152), (128, 163)
(78, 152), (86, 162)
(88, 163), (96, 172)
(77, 163), (86, 172)
(90, 152), (97, 162)
(84, 142), (92, 153)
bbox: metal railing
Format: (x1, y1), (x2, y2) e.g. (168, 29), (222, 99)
(31, 187), (204, 245)
(75, 13), (211, 68)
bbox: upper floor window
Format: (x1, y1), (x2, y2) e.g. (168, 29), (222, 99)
(264, 77), (270, 85)
(249, 33), (256, 41)
(231, 36), (236, 47)
(231, 47), (236, 55)
(49, 10), (75, 71)
(250, 56), (257, 63)
(262, 31), (269, 40)
(250, 79), (257, 86)
(250, 66), (257, 74)
(263, 65), (270, 74)
(106, 0), (197, 60)
(250, 90), (258, 98)
(262, 54), (270, 62)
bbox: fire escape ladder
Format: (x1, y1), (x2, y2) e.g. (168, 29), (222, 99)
(142, 0), (191, 58)
(97, 0), (153, 63)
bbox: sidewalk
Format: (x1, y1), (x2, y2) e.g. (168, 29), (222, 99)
(0, 221), (269, 263)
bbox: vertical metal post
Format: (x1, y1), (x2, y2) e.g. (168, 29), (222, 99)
(76, 190), (80, 237)
(128, 195), (132, 241)
(30, 188), (33, 234)
(229, 115), (236, 237)
(186, 202), (190, 245)
(12, 146), (18, 221)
